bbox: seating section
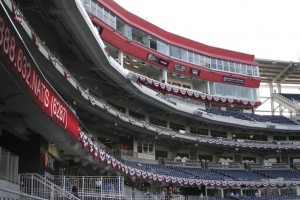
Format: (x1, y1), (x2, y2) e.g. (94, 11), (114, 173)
(212, 169), (265, 181)
(279, 93), (300, 102)
(124, 160), (300, 181)
(244, 113), (298, 125)
(207, 108), (253, 121)
(253, 169), (300, 179)
(172, 167), (226, 180)
(240, 196), (299, 200)
(206, 108), (298, 125)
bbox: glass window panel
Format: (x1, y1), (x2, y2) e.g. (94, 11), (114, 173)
(188, 51), (193, 63)
(235, 63), (241, 73)
(180, 49), (188, 61)
(223, 60), (229, 71)
(205, 57), (211, 68)
(83, 0), (90, 11)
(213, 82), (258, 100)
(241, 64), (247, 75)
(194, 54), (200, 65)
(103, 8), (110, 24)
(229, 61), (235, 72)
(149, 38), (157, 50)
(91, 1), (97, 15)
(126, 25), (132, 39)
(253, 66), (259, 77)
(247, 65), (253, 76)
(217, 59), (223, 70)
(117, 21), (126, 35)
(157, 40), (169, 56)
(211, 58), (217, 69)
(109, 15), (116, 29)
(97, 6), (104, 20)
(199, 55), (205, 66)
(170, 46), (180, 59)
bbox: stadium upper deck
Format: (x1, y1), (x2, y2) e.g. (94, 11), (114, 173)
(1, 0), (300, 198)
(87, 0), (261, 109)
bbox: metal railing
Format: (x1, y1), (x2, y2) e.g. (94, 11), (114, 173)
(51, 175), (124, 200)
(0, 146), (19, 183)
(19, 173), (80, 200)
(273, 93), (300, 112)
(0, 187), (47, 200)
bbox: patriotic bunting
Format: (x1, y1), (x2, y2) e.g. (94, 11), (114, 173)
(11, 0), (299, 189)
(12, 3), (23, 23)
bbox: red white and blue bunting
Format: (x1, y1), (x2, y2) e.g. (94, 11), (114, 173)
(6, 0), (298, 167)
(136, 75), (260, 107)
(78, 130), (300, 188)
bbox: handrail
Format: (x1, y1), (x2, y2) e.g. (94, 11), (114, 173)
(0, 146), (19, 184)
(2, 0), (299, 154)
(0, 187), (47, 200)
(3, 0), (300, 188)
(19, 173), (80, 200)
(273, 93), (300, 112)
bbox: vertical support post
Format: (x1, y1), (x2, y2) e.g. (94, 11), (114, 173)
(82, 176), (85, 200)
(118, 176), (121, 200)
(118, 51), (124, 67)
(220, 188), (224, 198)
(31, 174), (34, 195)
(100, 176), (103, 200)
(6, 152), (9, 181)
(270, 81), (275, 115)
(162, 70), (168, 85)
(206, 81), (211, 95)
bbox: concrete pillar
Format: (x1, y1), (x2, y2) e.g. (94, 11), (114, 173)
(258, 189), (262, 197)
(296, 186), (300, 196)
(206, 81), (211, 95)
(145, 115), (149, 123)
(220, 188), (224, 198)
(118, 51), (124, 67)
(208, 129), (211, 137)
(162, 70), (168, 85)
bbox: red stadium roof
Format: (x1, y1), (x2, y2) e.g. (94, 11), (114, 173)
(99, 0), (257, 65)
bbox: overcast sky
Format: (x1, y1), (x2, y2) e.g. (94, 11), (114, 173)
(114, 0), (300, 62)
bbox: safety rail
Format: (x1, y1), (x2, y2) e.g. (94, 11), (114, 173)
(0, 146), (19, 184)
(50, 175), (124, 200)
(2, 0), (299, 153)
(122, 195), (183, 200)
(0, 187), (47, 200)
(272, 93), (300, 113)
(19, 174), (80, 200)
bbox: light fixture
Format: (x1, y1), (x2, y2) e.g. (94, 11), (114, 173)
(132, 59), (138, 62)
(125, 62), (130, 65)
(133, 65), (140, 69)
